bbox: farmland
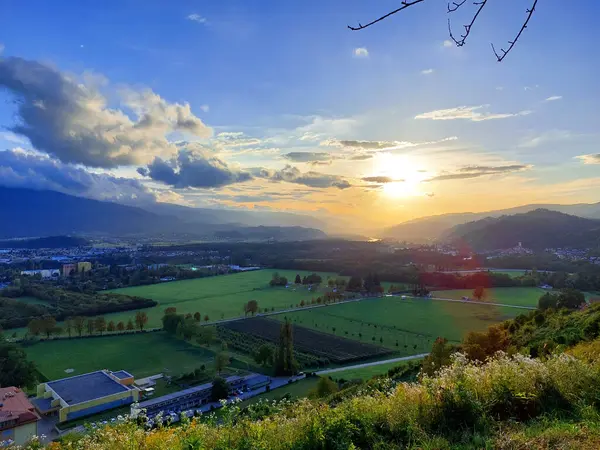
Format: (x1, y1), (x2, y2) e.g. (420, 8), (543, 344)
(432, 287), (545, 307)
(274, 297), (523, 350)
(326, 360), (422, 381)
(24, 332), (219, 380)
(221, 317), (393, 364)
(103, 269), (343, 329)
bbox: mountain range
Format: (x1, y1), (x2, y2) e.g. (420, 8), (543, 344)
(383, 202), (600, 242)
(444, 209), (600, 251)
(0, 187), (326, 241)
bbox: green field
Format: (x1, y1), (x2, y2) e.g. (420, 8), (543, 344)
(24, 332), (219, 380)
(241, 377), (321, 407)
(433, 287), (545, 307)
(326, 360), (421, 381)
(15, 296), (49, 306)
(275, 296), (523, 350)
(102, 269), (342, 329)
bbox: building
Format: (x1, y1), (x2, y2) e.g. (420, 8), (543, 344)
(0, 387), (40, 447)
(132, 374), (270, 418)
(33, 370), (139, 423)
(62, 263), (77, 276)
(77, 262), (92, 273)
(20, 269), (60, 279)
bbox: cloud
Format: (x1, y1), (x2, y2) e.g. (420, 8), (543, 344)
(283, 152), (332, 163)
(545, 95), (562, 102)
(349, 154), (373, 161)
(427, 164), (531, 182)
(353, 47), (369, 58)
(255, 165), (351, 189)
(442, 40), (453, 48)
(362, 176), (397, 183)
(187, 14), (207, 24)
(421, 69), (434, 75)
(321, 136), (458, 152)
(0, 131), (28, 144)
(0, 149), (159, 204)
(200, 104), (209, 112)
(415, 105), (532, 122)
(214, 132), (262, 148)
(0, 56), (211, 168)
(519, 130), (573, 148)
(576, 154), (600, 165)
(139, 148), (252, 188)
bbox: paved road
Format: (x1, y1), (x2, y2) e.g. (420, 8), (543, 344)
(315, 353), (430, 375)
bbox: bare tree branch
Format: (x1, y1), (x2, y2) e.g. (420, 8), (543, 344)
(447, 0), (468, 13)
(347, 0), (427, 31)
(491, 0), (539, 62)
(448, 0), (489, 47)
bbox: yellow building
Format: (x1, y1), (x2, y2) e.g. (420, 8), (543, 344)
(0, 387), (39, 446)
(33, 370), (139, 423)
(77, 262), (92, 273)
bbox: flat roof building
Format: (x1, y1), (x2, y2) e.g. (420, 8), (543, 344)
(0, 387), (40, 447)
(33, 370), (140, 423)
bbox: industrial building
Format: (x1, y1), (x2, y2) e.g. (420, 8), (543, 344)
(0, 387), (40, 446)
(33, 370), (139, 423)
(20, 269), (60, 279)
(77, 261), (92, 273)
(133, 374), (270, 418)
(62, 263), (77, 276)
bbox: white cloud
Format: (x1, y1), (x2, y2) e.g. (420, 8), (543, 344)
(495, 86), (504, 91)
(187, 14), (207, 24)
(519, 130), (573, 148)
(353, 47), (369, 58)
(200, 104), (210, 112)
(442, 40), (453, 48)
(415, 105), (532, 122)
(0, 131), (28, 145)
(576, 154), (600, 165)
(421, 69), (434, 75)
(545, 95), (562, 102)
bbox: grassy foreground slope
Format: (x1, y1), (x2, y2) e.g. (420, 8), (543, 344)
(48, 351), (600, 450)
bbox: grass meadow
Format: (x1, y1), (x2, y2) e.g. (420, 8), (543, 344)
(433, 287), (546, 307)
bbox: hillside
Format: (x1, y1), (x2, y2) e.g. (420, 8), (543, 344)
(0, 187), (326, 241)
(0, 235), (89, 249)
(446, 209), (600, 250)
(384, 202), (600, 242)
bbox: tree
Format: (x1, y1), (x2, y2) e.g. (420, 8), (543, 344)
(538, 292), (558, 310)
(0, 337), (38, 388)
(347, 275), (363, 292)
(244, 300), (259, 316)
(462, 325), (509, 362)
(204, 314), (209, 323)
(473, 286), (487, 301)
(194, 312), (201, 322)
(135, 311), (148, 331)
(254, 344), (274, 367)
(86, 318), (95, 335)
(95, 316), (107, 336)
(274, 319), (298, 376)
(348, 0), (539, 62)
(116, 321), (125, 332)
(421, 337), (458, 376)
(556, 288), (586, 310)
(215, 351), (230, 375)
(64, 317), (74, 338)
(107, 321), (115, 332)
(195, 326), (214, 346)
(165, 307), (177, 315)
(295, 274), (302, 284)
(126, 318), (135, 331)
(162, 313), (184, 334)
(309, 377), (339, 399)
(211, 376), (229, 401)
(73, 316), (86, 337)
(270, 272), (288, 287)
(27, 318), (43, 337)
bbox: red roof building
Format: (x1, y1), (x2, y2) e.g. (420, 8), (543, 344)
(0, 387), (40, 446)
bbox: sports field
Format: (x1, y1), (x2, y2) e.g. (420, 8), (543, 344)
(432, 287), (545, 307)
(275, 297), (523, 351)
(24, 332), (218, 380)
(103, 269), (342, 329)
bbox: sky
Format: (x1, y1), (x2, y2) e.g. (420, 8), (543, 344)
(0, 0), (599, 232)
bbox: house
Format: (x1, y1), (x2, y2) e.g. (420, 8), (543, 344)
(0, 387), (40, 447)
(33, 370), (139, 423)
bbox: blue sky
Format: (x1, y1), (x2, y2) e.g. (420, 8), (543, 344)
(1, 0), (599, 230)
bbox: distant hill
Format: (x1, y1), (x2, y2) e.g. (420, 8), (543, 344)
(383, 202), (600, 242)
(0, 235), (89, 249)
(0, 186), (326, 241)
(445, 209), (600, 251)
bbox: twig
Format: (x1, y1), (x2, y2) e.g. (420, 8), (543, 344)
(491, 0), (538, 62)
(448, 0), (489, 47)
(447, 0), (467, 13)
(348, 0), (427, 31)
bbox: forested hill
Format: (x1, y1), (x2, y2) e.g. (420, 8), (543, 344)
(0, 236), (89, 249)
(445, 209), (600, 250)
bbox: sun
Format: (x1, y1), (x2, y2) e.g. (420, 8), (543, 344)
(372, 154), (428, 198)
